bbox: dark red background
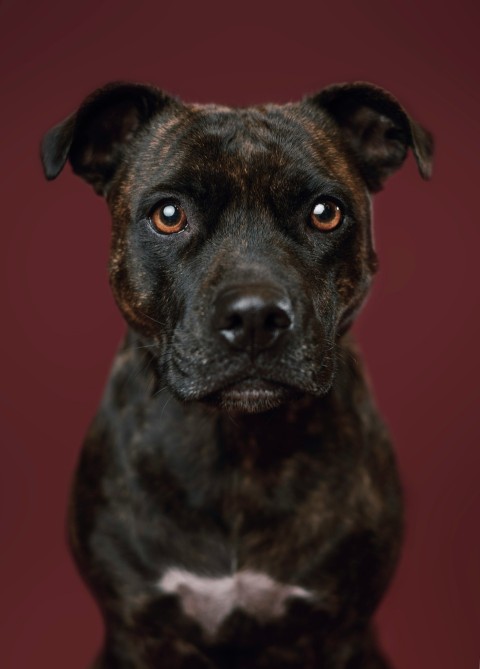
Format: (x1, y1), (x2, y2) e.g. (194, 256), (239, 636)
(1, 0), (478, 667)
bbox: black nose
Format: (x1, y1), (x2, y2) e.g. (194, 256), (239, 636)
(212, 286), (293, 357)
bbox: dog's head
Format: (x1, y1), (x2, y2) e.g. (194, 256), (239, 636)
(41, 82), (433, 413)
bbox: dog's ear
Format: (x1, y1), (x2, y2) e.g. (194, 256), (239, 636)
(305, 82), (434, 192)
(40, 82), (178, 195)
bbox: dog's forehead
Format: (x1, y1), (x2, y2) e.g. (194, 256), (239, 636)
(129, 102), (363, 199)
(181, 103), (324, 150)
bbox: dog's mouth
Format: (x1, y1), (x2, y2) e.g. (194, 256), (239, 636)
(163, 326), (337, 414)
(204, 378), (296, 414)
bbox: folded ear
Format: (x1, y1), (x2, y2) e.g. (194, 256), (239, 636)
(40, 82), (178, 195)
(305, 82), (434, 192)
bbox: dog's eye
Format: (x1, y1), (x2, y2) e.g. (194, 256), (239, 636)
(310, 200), (343, 231)
(151, 203), (188, 234)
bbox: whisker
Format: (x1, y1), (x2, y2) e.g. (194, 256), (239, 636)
(153, 384), (169, 398)
(138, 309), (167, 327)
(123, 349), (156, 387)
(159, 395), (173, 421)
(131, 343), (161, 351)
(226, 412), (240, 428)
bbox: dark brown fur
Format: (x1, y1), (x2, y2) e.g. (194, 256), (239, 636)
(41, 81), (433, 668)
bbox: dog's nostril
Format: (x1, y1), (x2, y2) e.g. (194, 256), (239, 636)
(264, 308), (291, 332)
(213, 287), (293, 356)
(223, 312), (244, 333)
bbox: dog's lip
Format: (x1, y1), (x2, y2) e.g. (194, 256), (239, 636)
(204, 377), (294, 413)
(220, 378), (286, 397)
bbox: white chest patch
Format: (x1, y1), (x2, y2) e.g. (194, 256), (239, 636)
(158, 568), (313, 638)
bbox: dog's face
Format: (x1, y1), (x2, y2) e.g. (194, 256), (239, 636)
(42, 83), (432, 412)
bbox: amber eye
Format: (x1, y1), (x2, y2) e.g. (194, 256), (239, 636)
(310, 200), (343, 231)
(151, 203), (188, 234)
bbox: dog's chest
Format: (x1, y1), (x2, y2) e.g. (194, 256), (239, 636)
(158, 568), (313, 639)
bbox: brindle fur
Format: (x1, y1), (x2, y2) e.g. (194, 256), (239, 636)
(41, 81), (433, 668)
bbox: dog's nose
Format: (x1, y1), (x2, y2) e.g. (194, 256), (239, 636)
(212, 286), (293, 357)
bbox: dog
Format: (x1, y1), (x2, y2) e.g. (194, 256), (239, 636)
(41, 81), (433, 668)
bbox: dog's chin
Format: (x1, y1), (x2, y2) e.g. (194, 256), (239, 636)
(204, 379), (297, 414)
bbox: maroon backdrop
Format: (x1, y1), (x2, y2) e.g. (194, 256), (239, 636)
(1, 0), (478, 667)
